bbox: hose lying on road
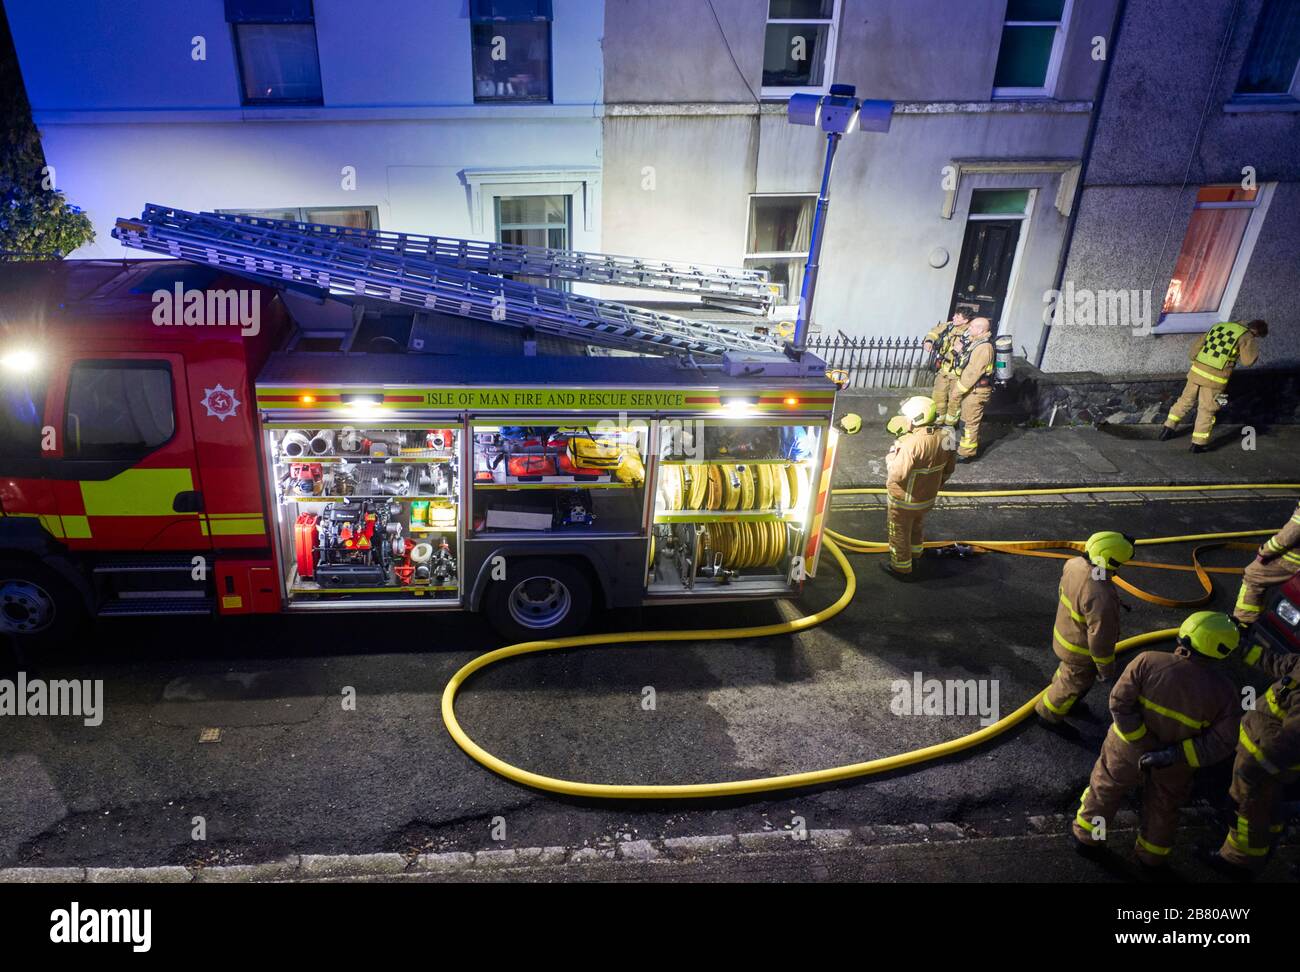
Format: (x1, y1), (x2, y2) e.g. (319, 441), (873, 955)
(441, 484), (1292, 799)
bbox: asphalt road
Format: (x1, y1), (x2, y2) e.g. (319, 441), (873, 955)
(2, 492), (1296, 880)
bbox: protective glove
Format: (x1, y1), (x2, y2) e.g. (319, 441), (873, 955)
(1139, 747), (1178, 771)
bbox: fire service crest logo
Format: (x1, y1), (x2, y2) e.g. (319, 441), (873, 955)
(201, 384), (241, 422)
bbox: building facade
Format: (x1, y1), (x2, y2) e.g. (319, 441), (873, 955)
(4, 0), (606, 258)
(7, 0), (1297, 376)
(1040, 0), (1300, 374)
(600, 0), (1118, 360)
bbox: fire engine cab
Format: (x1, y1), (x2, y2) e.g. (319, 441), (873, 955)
(0, 208), (845, 644)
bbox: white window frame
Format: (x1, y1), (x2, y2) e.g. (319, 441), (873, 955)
(1154, 182), (1276, 334)
(744, 192), (818, 310)
(992, 0), (1074, 100)
(760, 0), (843, 100)
(463, 167), (600, 248)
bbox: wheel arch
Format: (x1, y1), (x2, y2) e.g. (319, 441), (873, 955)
(0, 517), (95, 612)
(467, 543), (609, 613)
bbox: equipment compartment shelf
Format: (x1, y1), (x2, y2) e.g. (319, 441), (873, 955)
(654, 510), (801, 523)
(475, 480), (633, 490)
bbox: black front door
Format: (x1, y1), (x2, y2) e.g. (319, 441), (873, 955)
(949, 219), (1021, 327)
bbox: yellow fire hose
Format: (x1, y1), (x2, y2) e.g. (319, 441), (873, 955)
(441, 483), (1297, 799)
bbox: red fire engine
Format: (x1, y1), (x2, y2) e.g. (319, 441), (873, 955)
(0, 207), (847, 645)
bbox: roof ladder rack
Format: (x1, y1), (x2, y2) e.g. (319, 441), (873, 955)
(200, 207), (777, 310)
(112, 205), (783, 360)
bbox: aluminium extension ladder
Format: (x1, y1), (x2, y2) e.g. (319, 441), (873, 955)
(201, 207), (777, 310)
(113, 205), (781, 360)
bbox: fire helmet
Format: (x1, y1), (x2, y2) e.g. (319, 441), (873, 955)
(898, 396), (937, 428)
(838, 412), (863, 435)
(1084, 531), (1136, 571)
(1178, 611), (1239, 660)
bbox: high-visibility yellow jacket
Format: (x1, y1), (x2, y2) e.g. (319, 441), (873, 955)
(1240, 648), (1300, 779)
(1052, 555), (1121, 677)
(1186, 322), (1258, 388)
(885, 426), (955, 511)
(1109, 648), (1239, 768)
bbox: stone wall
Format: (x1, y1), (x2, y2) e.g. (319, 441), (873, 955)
(1001, 363), (1300, 428)
(837, 361), (1300, 428)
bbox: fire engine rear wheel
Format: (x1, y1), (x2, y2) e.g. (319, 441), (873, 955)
(0, 562), (84, 642)
(484, 559), (593, 642)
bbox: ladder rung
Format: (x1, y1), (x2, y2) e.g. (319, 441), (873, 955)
(201, 208), (776, 308)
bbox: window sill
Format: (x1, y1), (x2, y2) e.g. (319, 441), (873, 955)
(1222, 97), (1300, 113)
(239, 100), (325, 108)
(760, 85), (830, 101)
(1151, 313), (1221, 335)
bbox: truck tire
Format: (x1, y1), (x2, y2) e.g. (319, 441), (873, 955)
(483, 558), (593, 642)
(0, 560), (86, 646)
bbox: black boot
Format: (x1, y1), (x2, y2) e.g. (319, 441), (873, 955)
(1074, 837), (1107, 860)
(1190, 444), (1208, 454)
(1195, 843), (1256, 882)
(878, 561), (913, 581)
(1157, 426), (1174, 441)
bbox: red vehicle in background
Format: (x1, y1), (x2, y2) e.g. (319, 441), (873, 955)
(1248, 573), (1300, 658)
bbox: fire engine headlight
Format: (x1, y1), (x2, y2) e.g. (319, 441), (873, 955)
(1276, 598), (1300, 627)
(341, 394), (381, 416)
(722, 396), (759, 416)
(0, 349), (40, 374)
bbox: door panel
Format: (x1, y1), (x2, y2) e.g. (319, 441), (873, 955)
(47, 353), (211, 551)
(949, 219), (1022, 326)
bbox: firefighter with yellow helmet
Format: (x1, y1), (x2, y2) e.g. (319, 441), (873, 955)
(1159, 319), (1266, 453)
(1034, 532), (1135, 726)
(1073, 612), (1241, 868)
(880, 395), (955, 578)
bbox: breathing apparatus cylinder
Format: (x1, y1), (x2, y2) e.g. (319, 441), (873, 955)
(994, 335), (1014, 385)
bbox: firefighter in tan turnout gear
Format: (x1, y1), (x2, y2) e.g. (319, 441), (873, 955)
(1232, 500), (1300, 625)
(1201, 644), (1300, 875)
(1159, 319), (1266, 453)
(1073, 612), (1241, 868)
(946, 316), (996, 462)
(880, 396), (956, 578)
(922, 308), (972, 425)
(1034, 532), (1135, 725)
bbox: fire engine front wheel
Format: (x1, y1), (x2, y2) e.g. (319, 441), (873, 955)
(484, 559), (593, 642)
(0, 562), (84, 643)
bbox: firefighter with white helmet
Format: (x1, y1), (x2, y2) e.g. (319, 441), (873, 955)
(880, 395), (955, 578)
(1035, 531), (1135, 726)
(1073, 612), (1242, 868)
